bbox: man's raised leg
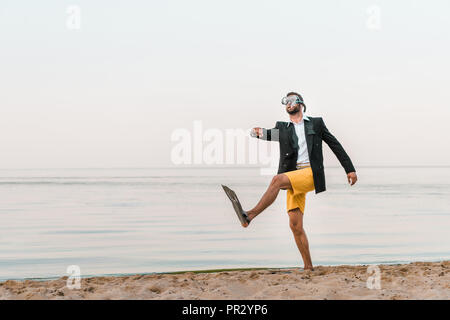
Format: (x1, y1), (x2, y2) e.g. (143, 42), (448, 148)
(246, 173), (292, 223)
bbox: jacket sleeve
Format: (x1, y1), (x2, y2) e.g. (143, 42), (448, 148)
(254, 122), (279, 141)
(320, 118), (356, 173)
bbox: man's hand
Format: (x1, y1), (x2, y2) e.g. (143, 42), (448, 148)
(251, 127), (263, 138)
(347, 172), (357, 186)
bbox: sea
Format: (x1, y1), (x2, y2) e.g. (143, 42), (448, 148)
(0, 166), (449, 281)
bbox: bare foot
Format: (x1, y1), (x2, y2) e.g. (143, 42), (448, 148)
(242, 212), (251, 228)
(242, 211), (256, 228)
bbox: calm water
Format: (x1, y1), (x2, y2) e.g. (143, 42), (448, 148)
(0, 167), (449, 281)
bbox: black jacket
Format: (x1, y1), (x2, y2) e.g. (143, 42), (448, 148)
(256, 116), (356, 194)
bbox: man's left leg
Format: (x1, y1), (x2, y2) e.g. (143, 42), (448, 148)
(288, 208), (313, 270)
(246, 174), (292, 223)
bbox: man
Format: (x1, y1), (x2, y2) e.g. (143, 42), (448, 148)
(222, 91), (357, 270)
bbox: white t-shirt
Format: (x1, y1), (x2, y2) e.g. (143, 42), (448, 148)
(290, 116), (310, 164)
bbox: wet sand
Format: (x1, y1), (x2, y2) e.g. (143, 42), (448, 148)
(1, 261), (448, 300)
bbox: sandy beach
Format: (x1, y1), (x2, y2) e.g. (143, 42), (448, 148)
(0, 261), (448, 300)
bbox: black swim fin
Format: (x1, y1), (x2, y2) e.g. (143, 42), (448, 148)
(221, 185), (250, 227)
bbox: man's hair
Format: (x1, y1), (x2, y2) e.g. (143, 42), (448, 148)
(286, 91), (306, 112)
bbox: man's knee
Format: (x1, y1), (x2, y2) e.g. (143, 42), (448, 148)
(288, 209), (304, 234)
(290, 223), (305, 236)
(270, 174), (287, 189)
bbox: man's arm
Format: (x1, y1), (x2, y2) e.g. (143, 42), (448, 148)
(251, 122), (279, 141)
(320, 118), (356, 174)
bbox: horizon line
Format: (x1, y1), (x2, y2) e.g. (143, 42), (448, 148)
(0, 165), (450, 170)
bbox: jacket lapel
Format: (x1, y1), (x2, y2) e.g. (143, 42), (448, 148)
(304, 119), (315, 156)
(290, 124), (298, 150)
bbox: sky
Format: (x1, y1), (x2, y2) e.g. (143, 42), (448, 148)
(0, 0), (449, 169)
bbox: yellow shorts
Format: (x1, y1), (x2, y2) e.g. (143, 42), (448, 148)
(283, 165), (315, 214)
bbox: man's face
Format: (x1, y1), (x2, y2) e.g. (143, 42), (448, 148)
(285, 95), (301, 115)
